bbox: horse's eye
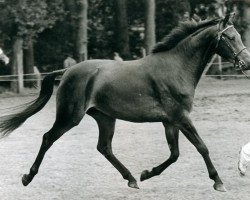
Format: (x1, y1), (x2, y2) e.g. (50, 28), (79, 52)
(228, 35), (235, 40)
(230, 37), (235, 40)
(223, 34), (235, 41)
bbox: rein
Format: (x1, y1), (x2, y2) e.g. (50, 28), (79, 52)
(215, 25), (249, 78)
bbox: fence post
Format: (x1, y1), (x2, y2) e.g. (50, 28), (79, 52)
(203, 54), (217, 75)
(218, 56), (222, 79)
(33, 66), (41, 89)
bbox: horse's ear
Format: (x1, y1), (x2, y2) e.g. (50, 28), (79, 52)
(222, 12), (235, 26)
(192, 14), (201, 23)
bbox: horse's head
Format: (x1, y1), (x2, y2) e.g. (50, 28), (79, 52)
(0, 48), (9, 65)
(214, 13), (250, 71)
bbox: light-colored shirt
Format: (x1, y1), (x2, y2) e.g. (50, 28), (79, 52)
(113, 53), (123, 61)
(64, 57), (77, 68)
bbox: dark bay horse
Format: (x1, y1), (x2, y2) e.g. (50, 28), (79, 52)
(1, 14), (250, 192)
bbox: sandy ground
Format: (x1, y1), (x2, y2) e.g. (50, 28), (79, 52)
(0, 77), (250, 200)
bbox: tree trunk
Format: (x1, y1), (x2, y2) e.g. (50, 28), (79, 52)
(76, 0), (88, 62)
(64, 0), (77, 14)
(63, 0), (78, 58)
(114, 0), (130, 59)
(144, 0), (156, 55)
(243, 3), (250, 47)
(24, 40), (34, 87)
(11, 37), (23, 93)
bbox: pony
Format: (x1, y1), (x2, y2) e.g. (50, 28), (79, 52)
(1, 13), (250, 192)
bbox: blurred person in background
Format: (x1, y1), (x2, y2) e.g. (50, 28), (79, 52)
(63, 54), (77, 68)
(113, 52), (123, 61)
(238, 142), (250, 176)
(0, 48), (9, 65)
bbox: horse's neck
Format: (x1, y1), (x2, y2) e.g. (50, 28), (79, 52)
(171, 35), (215, 87)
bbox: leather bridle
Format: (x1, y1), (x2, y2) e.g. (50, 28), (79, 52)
(215, 25), (247, 71)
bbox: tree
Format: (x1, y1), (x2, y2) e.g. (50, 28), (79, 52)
(155, 0), (191, 40)
(0, 0), (64, 92)
(113, 0), (130, 59)
(23, 40), (34, 87)
(144, 0), (156, 54)
(76, 0), (88, 62)
(11, 37), (24, 92)
(88, 0), (115, 59)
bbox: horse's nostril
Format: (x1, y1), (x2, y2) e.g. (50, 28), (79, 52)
(239, 60), (245, 66)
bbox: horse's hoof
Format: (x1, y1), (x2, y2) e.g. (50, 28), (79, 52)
(22, 174), (30, 186)
(128, 180), (139, 189)
(140, 170), (150, 181)
(213, 183), (227, 192)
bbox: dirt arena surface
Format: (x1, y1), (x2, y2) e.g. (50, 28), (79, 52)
(0, 77), (250, 200)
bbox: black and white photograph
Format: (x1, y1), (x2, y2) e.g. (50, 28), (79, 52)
(0, 0), (250, 199)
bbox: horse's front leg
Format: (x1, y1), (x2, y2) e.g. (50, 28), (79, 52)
(141, 123), (180, 181)
(178, 112), (226, 192)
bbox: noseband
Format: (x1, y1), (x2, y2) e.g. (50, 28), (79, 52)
(215, 25), (247, 71)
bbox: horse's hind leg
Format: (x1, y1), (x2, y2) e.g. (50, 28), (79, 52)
(140, 123), (179, 181)
(87, 109), (139, 189)
(22, 106), (85, 186)
(178, 113), (226, 192)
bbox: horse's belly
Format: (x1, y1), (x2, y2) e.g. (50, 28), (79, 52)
(94, 93), (169, 122)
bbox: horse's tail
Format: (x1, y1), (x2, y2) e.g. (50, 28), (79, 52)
(0, 69), (67, 138)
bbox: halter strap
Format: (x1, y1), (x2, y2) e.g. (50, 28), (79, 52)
(215, 25), (247, 71)
(215, 25), (234, 48)
(234, 47), (247, 58)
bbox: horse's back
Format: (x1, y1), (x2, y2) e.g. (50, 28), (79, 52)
(56, 60), (107, 111)
(57, 59), (147, 108)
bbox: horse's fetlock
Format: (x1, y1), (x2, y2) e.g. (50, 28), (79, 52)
(209, 170), (219, 180)
(123, 172), (132, 180)
(30, 166), (38, 175)
(152, 167), (161, 176)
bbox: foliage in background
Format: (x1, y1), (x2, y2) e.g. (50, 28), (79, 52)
(0, 0), (64, 44)
(1, 0), (249, 72)
(88, 0), (115, 59)
(34, 22), (72, 71)
(0, 0), (65, 72)
(155, 0), (190, 41)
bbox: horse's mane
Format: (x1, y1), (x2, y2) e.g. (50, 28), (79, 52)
(152, 18), (221, 53)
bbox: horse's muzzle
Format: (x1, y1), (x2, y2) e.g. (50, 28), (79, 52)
(236, 48), (250, 71)
(235, 60), (246, 70)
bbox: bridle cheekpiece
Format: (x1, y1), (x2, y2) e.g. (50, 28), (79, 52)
(215, 24), (247, 71)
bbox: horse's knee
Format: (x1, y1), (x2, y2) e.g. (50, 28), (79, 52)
(69, 115), (83, 127)
(97, 145), (112, 158)
(43, 132), (53, 146)
(170, 150), (179, 162)
(71, 119), (81, 127)
(197, 145), (209, 156)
